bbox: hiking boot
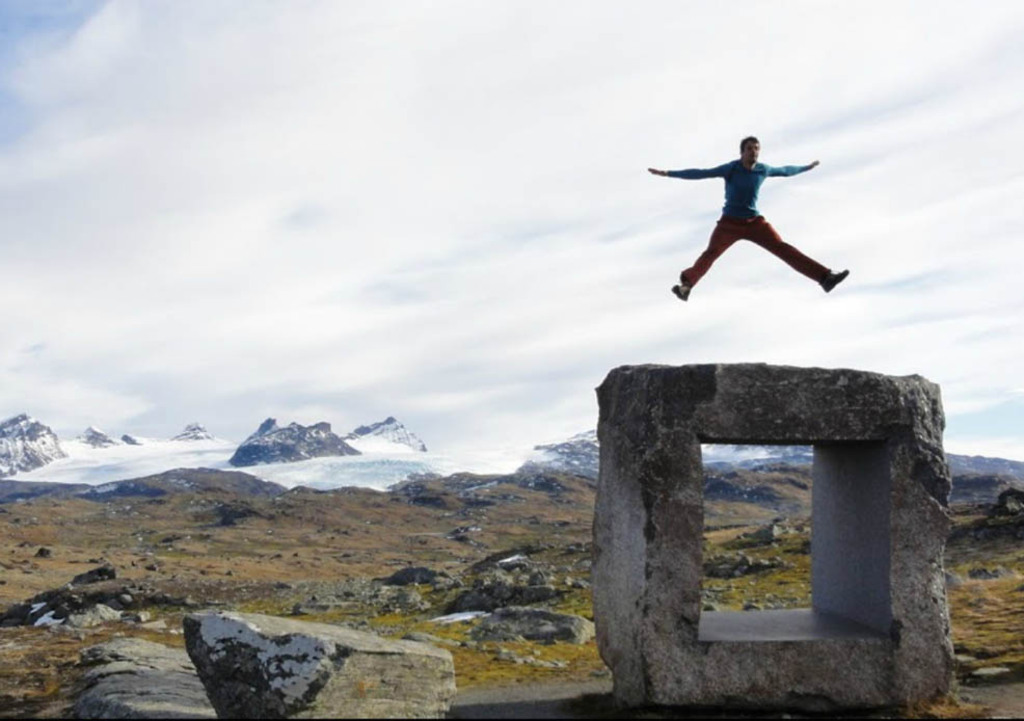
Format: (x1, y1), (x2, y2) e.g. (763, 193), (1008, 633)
(820, 269), (849, 293)
(671, 283), (692, 302)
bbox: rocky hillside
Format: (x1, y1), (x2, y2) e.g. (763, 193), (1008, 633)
(948, 454), (1024, 479)
(0, 468), (284, 503)
(950, 474), (1024, 505)
(704, 465), (811, 517)
(79, 468), (287, 500)
(0, 478), (91, 503)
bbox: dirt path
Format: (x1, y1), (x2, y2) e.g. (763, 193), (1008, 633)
(451, 681), (1024, 719)
(960, 683), (1024, 718)
(450, 680), (613, 719)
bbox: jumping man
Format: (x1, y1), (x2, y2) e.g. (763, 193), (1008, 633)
(648, 136), (848, 301)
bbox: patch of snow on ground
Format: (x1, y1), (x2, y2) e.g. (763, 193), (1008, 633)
(429, 611), (488, 625)
(460, 480), (500, 493)
(497, 554), (528, 565)
(33, 610), (61, 627)
(89, 482), (123, 494)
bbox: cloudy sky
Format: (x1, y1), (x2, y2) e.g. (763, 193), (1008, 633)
(1, 1), (1022, 462)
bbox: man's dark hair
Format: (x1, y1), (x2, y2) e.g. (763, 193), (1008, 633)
(740, 136), (759, 152)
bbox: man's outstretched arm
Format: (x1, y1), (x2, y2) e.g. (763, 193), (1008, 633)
(765, 160), (820, 177)
(647, 162), (734, 179)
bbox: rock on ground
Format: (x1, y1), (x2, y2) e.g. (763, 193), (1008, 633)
(71, 564), (117, 586)
(383, 566), (439, 586)
(471, 607), (595, 644)
(183, 611), (456, 718)
(992, 487), (1024, 516)
(448, 577), (560, 613)
(74, 637), (215, 719)
(66, 603), (122, 629)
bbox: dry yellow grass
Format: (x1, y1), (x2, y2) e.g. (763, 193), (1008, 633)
(900, 695), (991, 719)
(0, 625), (125, 718)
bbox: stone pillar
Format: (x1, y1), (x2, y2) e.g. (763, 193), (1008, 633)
(593, 364), (953, 711)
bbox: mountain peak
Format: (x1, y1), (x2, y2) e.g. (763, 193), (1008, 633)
(345, 417), (427, 453)
(0, 414), (67, 477)
(254, 418), (279, 437)
(3, 412), (31, 424)
(171, 423), (215, 442)
(230, 419), (360, 467)
(78, 427), (121, 448)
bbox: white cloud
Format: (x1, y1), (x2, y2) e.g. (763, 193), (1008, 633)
(0, 1), (1022, 457)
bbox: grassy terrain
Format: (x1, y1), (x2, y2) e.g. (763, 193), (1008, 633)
(0, 472), (1021, 718)
(945, 505), (1024, 684)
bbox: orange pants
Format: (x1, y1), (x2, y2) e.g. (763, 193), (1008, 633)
(681, 215), (829, 287)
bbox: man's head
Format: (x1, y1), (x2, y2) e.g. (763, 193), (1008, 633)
(740, 136), (760, 167)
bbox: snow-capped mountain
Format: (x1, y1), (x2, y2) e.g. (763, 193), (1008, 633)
(521, 430), (599, 478)
(3, 414), (505, 491)
(0, 414), (67, 477)
(78, 426), (121, 448)
(171, 423), (215, 442)
(229, 418), (361, 467)
(345, 416), (428, 453)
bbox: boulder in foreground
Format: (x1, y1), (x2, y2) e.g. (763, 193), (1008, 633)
(183, 611), (456, 718)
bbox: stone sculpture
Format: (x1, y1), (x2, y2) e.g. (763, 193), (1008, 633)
(593, 363), (953, 710)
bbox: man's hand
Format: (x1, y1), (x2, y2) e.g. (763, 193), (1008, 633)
(648, 168), (669, 176)
(808, 160), (820, 169)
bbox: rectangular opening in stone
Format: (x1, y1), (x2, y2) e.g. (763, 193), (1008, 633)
(700, 444), (813, 617)
(698, 442), (891, 642)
